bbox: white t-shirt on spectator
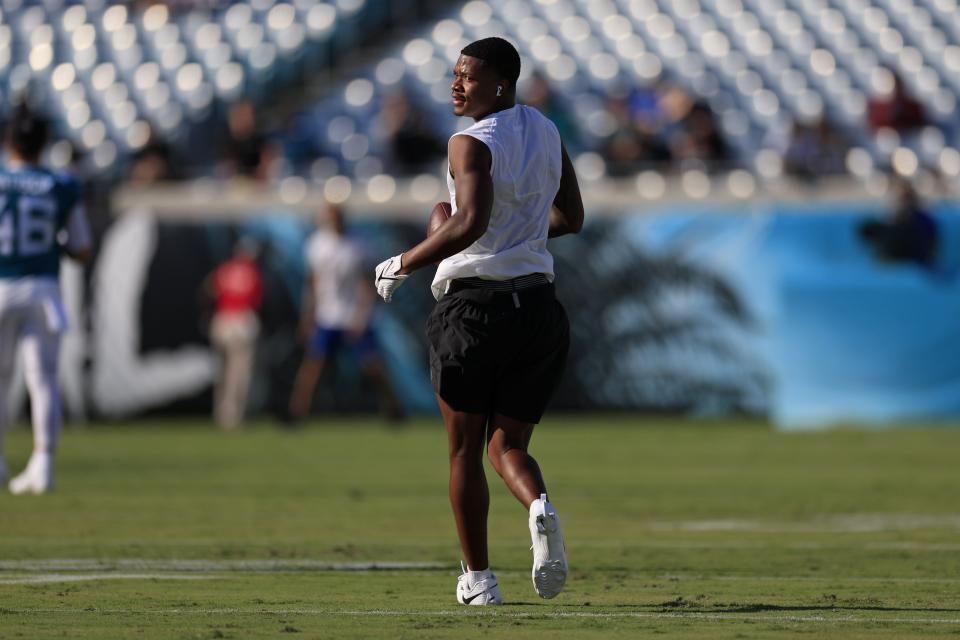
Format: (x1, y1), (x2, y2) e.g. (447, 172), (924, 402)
(305, 229), (365, 329)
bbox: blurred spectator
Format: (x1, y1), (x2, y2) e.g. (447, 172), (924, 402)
(380, 90), (446, 175)
(657, 82), (696, 131)
(128, 128), (178, 184)
(601, 93), (671, 176)
(868, 72), (927, 133)
(49, 140), (113, 235)
(782, 117), (849, 179)
(219, 100), (278, 181)
(523, 72), (581, 152)
(289, 205), (403, 422)
(279, 109), (322, 176)
(205, 238), (263, 430)
(669, 100), (730, 169)
(859, 180), (938, 267)
(628, 80), (669, 133)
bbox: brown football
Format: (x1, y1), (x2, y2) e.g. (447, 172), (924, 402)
(427, 201), (452, 237)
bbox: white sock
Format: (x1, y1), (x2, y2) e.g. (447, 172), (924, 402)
(466, 567), (492, 585)
(530, 493), (550, 514)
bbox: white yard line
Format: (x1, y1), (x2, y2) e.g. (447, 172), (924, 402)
(334, 610), (960, 625)
(0, 560), (446, 572)
(708, 575), (960, 584)
(647, 514), (960, 533)
(560, 540), (960, 551)
(3, 539), (959, 552)
(0, 573), (210, 585)
(1, 559), (958, 584)
(1, 608), (958, 625)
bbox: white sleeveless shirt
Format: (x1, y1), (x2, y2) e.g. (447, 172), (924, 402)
(431, 104), (561, 300)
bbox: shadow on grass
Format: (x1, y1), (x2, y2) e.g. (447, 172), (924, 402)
(709, 603), (960, 614)
(504, 601), (960, 614)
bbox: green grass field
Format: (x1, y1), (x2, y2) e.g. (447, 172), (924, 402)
(1, 416), (959, 639)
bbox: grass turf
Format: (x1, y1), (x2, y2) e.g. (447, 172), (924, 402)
(0, 416), (959, 638)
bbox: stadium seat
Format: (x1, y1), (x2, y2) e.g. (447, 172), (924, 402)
(0, 0), (403, 176)
(1, 0), (956, 180)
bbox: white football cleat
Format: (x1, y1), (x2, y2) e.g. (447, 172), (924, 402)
(456, 564), (503, 605)
(9, 457), (54, 496)
(529, 493), (567, 599)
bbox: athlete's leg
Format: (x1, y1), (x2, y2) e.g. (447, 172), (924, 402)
(20, 316), (62, 455)
(10, 310), (62, 494)
(0, 311), (20, 480)
(488, 413), (567, 599)
(486, 414), (547, 508)
(289, 355), (325, 421)
(353, 329), (403, 420)
(225, 327), (255, 427)
(438, 394), (491, 571)
(209, 315), (233, 428)
(218, 335), (248, 429)
(215, 316), (256, 430)
(289, 327), (336, 421)
(489, 291), (568, 510)
(359, 356), (404, 420)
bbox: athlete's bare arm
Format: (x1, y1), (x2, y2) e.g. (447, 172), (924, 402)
(397, 135), (493, 275)
(548, 142), (584, 238)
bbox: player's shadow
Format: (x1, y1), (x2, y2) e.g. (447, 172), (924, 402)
(710, 603), (960, 614)
(506, 602), (960, 613)
(505, 602), (681, 609)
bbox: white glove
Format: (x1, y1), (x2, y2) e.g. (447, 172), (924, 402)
(374, 254), (409, 303)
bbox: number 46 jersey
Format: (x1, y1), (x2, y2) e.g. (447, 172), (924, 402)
(0, 166), (90, 280)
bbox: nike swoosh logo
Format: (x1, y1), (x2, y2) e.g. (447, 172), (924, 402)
(462, 585), (496, 604)
(376, 264), (403, 283)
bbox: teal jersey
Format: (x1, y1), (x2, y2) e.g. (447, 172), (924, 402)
(0, 165), (81, 279)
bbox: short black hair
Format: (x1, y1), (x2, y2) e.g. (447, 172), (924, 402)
(6, 103), (49, 161)
(461, 37), (521, 87)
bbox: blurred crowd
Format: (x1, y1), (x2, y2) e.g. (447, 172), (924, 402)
(121, 64), (945, 187)
(525, 72), (732, 175)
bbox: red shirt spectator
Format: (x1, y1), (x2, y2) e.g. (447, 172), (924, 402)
(868, 74), (927, 132)
(212, 255), (262, 315)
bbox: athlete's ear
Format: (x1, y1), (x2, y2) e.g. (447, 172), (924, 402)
(496, 86), (503, 97)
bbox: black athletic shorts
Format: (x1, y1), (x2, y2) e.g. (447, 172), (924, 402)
(426, 280), (569, 424)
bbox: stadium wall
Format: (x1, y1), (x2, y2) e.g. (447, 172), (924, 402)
(45, 198), (960, 429)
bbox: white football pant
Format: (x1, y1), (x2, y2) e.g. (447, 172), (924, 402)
(0, 297), (63, 457)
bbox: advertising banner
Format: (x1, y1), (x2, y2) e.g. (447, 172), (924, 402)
(52, 201), (960, 429)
